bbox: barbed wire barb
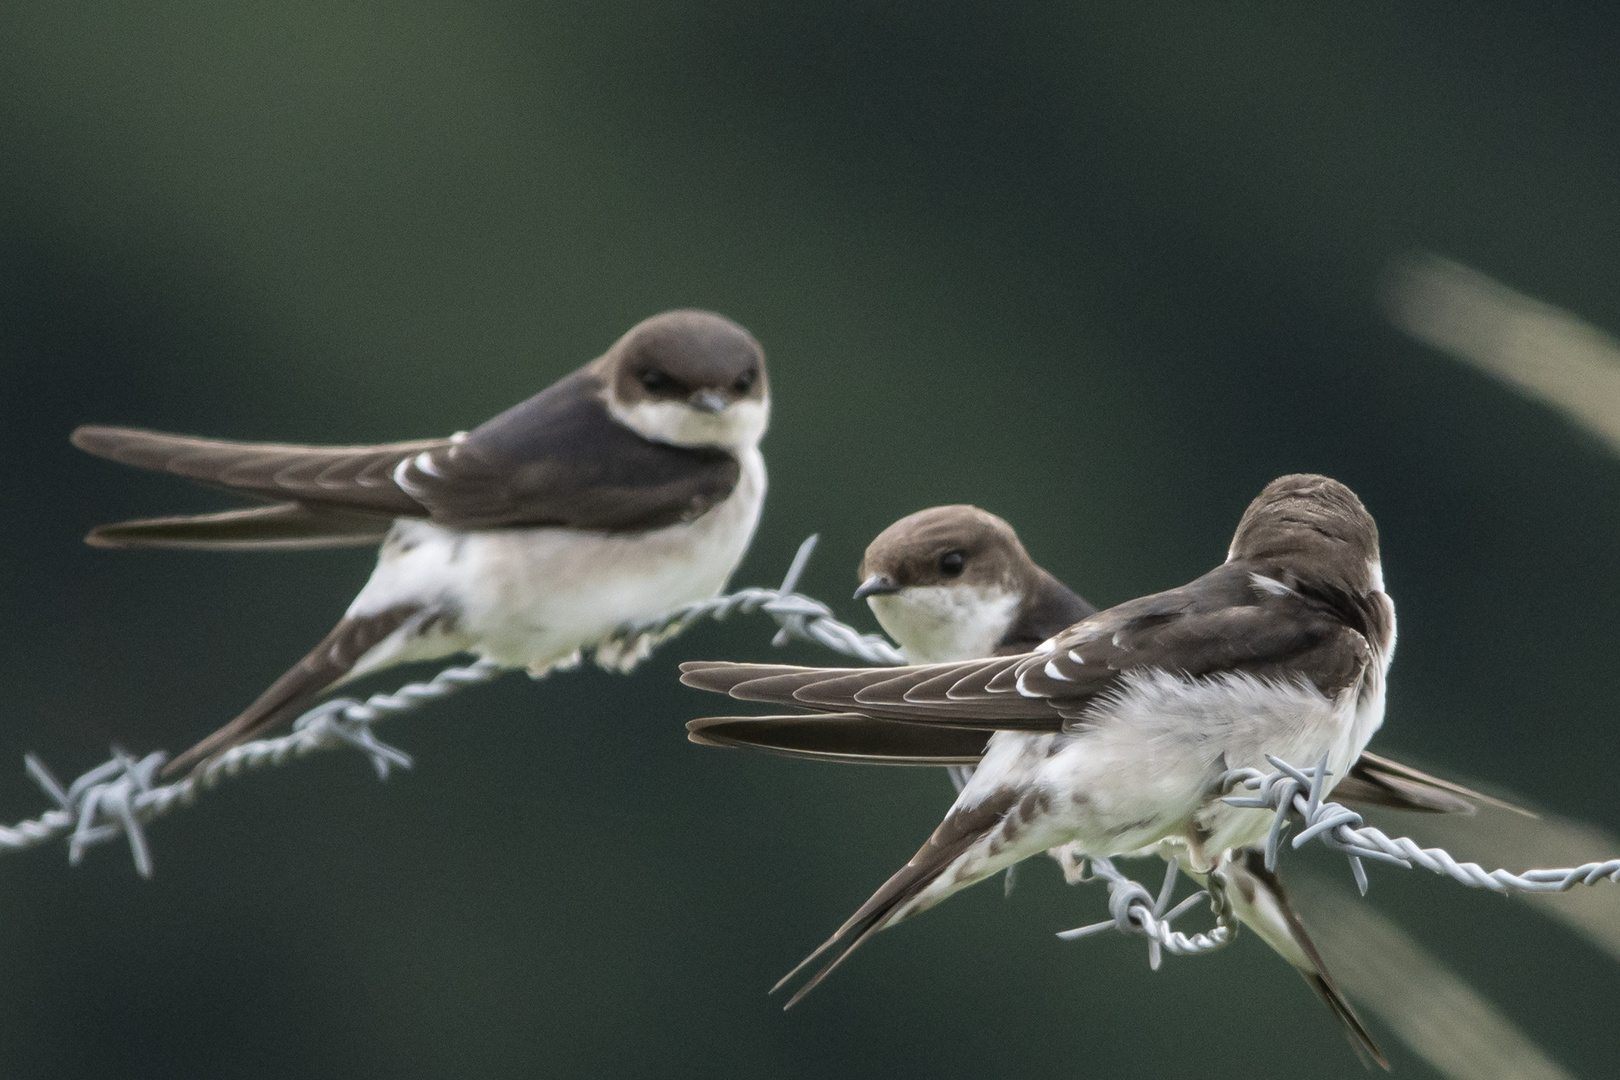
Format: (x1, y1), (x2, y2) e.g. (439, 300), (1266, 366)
(6, 531), (1617, 967)
(0, 535), (903, 877)
(1056, 856), (1234, 968)
(1221, 757), (1620, 897)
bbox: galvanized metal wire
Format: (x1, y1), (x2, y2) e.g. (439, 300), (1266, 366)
(1225, 755), (1620, 897)
(2, 534), (901, 877)
(7, 530), (1615, 967)
(1056, 856), (1235, 967)
(1057, 754), (1620, 970)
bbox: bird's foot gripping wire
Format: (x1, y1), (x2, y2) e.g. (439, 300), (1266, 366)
(1056, 856), (1235, 970)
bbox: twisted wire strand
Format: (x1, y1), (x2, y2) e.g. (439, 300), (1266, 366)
(1056, 857), (1235, 967)
(2, 535), (900, 877)
(8, 527), (1614, 953)
(1225, 755), (1620, 896)
(1049, 751), (1619, 971)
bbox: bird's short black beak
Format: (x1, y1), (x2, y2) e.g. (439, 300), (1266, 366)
(854, 573), (901, 601)
(689, 390), (727, 414)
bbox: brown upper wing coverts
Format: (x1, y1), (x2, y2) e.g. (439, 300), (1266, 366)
(71, 364), (745, 548)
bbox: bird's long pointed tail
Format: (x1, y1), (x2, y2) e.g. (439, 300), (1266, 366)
(774, 786), (1025, 1008)
(160, 605), (422, 777)
(1218, 849), (1388, 1070)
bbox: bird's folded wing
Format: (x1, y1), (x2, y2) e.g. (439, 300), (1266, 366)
(73, 369), (744, 534)
(684, 707), (1529, 823)
(682, 563), (1371, 732)
(72, 426), (436, 517)
(686, 714), (990, 764)
(679, 658), (1055, 728)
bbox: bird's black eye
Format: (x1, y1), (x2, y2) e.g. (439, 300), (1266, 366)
(732, 369), (757, 393)
(640, 369), (673, 392)
(939, 550), (966, 577)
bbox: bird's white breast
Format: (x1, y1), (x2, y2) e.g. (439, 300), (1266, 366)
(346, 447), (766, 676)
(957, 667), (1374, 865)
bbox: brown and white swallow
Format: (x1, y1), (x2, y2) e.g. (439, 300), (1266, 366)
(75, 310), (770, 776)
(683, 476), (1399, 1026)
(696, 504), (1497, 817)
(691, 500), (1546, 1071)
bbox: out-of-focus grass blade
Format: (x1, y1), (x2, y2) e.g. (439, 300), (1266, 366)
(1384, 252), (1620, 454)
(1291, 871), (1576, 1080)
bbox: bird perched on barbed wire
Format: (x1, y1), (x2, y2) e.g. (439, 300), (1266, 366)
(684, 476), (1400, 1033)
(694, 502), (1496, 815)
(74, 309), (770, 777)
(692, 499), (1521, 1066)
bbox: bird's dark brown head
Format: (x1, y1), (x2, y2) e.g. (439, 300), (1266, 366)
(604, 309), (767, 413)
(856, 505), (1036, 600)
(1228, 474), (1383, 595)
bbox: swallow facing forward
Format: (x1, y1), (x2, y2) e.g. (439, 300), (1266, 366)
(76, 310), (770, 776)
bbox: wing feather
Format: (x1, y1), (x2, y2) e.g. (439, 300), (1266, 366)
(681, 562), (1374, 733)
(84, 503), (393, 550)
(686, 714), (989, 765)
(72, 426), (435, 517)
(73, 367), (744, 536)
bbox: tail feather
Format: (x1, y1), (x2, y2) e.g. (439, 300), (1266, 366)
(774, 786), (1022, 1008)
(686, 713), (989, 765)
(1345, 751), (1535, 817)
(86, 503), (392, 551)
(160, 606), (422, 777)
(1223, 850), (1388, 1070)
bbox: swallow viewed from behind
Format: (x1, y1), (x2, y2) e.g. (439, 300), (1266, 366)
(75, 309), (770, 776)
(682, 475), (1400, 1025)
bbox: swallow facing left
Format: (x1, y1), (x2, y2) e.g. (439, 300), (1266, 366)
(75, 309), (770, 776)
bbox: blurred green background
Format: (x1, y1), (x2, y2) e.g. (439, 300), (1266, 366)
(3, 2), (1619, 1077)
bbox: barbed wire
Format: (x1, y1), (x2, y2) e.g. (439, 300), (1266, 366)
(8, 533), (1617, 971)
(1225, 755), (1620, 896)
(1055, 856), (1235, 967)
(1050, 754), (1620, 970)
(1, 534), (901, 877)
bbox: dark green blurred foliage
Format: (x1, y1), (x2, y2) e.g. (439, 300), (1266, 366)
(3, 3), (1618, 1077)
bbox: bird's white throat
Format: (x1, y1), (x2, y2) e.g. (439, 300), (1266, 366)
(608, 396), (769, 451)
(868, 585), (1021, 664)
